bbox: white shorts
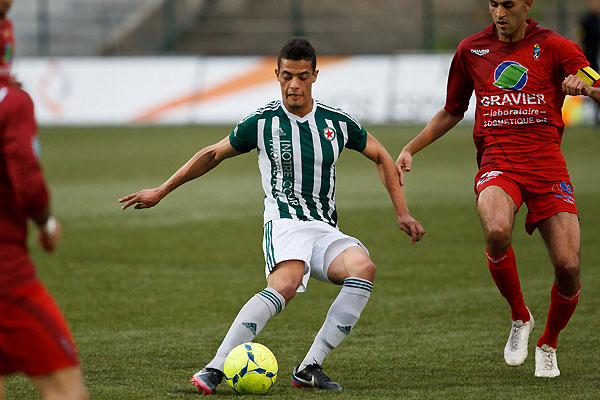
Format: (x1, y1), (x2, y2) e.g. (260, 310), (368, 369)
(262, 218), (368, 292)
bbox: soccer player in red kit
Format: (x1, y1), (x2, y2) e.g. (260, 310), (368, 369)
(396, 0), (600, 378)
(0, 0), (14, 78)
(0, 1), (88, 399)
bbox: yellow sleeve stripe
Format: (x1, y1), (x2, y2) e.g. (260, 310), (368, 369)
(577, 66), (600, 86)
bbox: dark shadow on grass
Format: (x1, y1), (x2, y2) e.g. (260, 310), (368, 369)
(166, 387), (201, 395)
(167, 387), (284, 397)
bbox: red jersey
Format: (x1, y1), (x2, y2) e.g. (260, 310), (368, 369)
(445, 19), (597, 175)
(0, 17), (14, 79)
(0, 82), (49, 294)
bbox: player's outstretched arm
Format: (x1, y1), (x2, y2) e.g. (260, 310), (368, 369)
(119, 136), (241, 210)
(361, 133), (425, 243)
(396, 108), (462, 185)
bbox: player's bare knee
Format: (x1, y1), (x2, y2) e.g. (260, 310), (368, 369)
(554, 256), (580, 282)
(271, 284), (299, 304)
(267, 261), (304, 303)
(349, 258), (376, 282)
(484, 227), (511, 255)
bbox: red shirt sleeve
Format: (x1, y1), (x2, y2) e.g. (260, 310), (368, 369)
(549, 36), (589, 77)
(444, 44), (474, 117)
(2, 88), (49, 220)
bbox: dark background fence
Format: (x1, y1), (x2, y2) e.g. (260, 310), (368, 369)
(9, 0), (591, 57)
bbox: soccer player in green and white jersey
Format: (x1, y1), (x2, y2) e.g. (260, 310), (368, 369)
(119, 37), (425, 394)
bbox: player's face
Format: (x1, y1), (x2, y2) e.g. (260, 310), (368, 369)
(276, 58), (318, 117)
(489, 0), (533, 42)
(0, 0), (12, 19)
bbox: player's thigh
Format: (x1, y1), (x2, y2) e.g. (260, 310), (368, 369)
(476, 185), (518, 235)
(327, 246), (374, 284)
(30, 365), (88, 400)
(537, 212), (581, 269)
(263, 219), (314, 292)
(0, 281), (80, 378)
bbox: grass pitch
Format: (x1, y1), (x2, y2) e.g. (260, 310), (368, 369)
(4, 124), (599, 399)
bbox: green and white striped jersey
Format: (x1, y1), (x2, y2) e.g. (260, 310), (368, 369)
(229, 100), (368, 227)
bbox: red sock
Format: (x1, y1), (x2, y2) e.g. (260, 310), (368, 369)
(487, 246), (529, 322)
(537, 284), (580, 349)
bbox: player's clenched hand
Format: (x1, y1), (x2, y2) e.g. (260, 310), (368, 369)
(37, 217), (61, 252)
(562, 75), (590, 96)
(395, 150), (413, 186)
(119, 188), (164, 210)
(397, 215), (425, 244)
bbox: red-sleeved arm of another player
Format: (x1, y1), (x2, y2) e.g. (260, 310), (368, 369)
(444, 45), (474, 118)
(2, 89), (49, 220)
(576, 65), (600, 88)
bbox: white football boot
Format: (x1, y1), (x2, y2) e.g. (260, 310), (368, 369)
(535, 344), (560, 377)
(504, 308), (534, 366)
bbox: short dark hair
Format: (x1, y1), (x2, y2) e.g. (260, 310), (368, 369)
(277, 37), (317, 72)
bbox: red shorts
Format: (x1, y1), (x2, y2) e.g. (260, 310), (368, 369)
(0, 280), (79, 376)
(474, 169), (578, 235)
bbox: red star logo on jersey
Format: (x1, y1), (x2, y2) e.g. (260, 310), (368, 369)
(322, 127), (336, 141)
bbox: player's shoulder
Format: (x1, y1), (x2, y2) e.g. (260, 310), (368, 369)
(541, 30), (574, 47)
(0, 83), (33, 110)
(1, 17), (13, 29)
(531, 26), (581, 57)
(0, 17), (14, 37)
(315, 100), (362, 128)
(517, 21), (570, 45)
(528, 20), (560, 37)
(237, 100), (282, 125)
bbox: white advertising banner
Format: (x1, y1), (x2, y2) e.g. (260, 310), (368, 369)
(12, 55), (479, 125)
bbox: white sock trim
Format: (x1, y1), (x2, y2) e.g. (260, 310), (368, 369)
(342, 277), (373, 297)
(257, 288), (286, 313)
